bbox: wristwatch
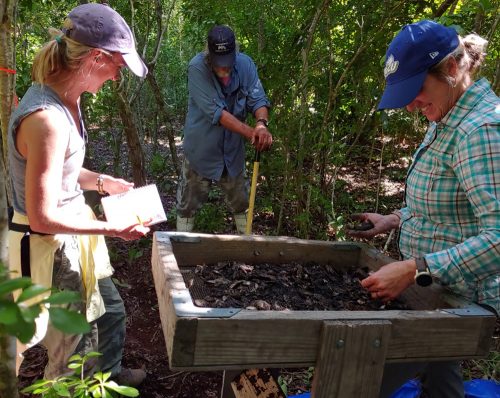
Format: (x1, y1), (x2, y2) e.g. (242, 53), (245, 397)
(256, 118), (269, 127)
(415, 257), (432, 287)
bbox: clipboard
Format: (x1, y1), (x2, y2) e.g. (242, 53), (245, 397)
(101, 184), (167, 227)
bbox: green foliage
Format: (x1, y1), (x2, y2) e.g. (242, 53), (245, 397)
(21, 352), (139, 398)
(0, 263), (89, 343)
(150, 152), (167, 176)
(12, 0), (499, 240)
(127, 247), (144, 265)
(278, 366), (314, 396)
(462, 351), (500, 381)
(194, 203), (227, 233)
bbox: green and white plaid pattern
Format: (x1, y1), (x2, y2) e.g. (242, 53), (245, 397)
(399, 78), (499, 313)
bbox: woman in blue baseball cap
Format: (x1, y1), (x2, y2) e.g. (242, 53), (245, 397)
(8, 3), (148, 387)
(348, 20), (499, 397)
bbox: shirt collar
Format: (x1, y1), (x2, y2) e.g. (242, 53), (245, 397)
(438, 78), (491, 129)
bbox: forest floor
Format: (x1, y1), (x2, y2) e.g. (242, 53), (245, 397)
(17, 132), (498, 397)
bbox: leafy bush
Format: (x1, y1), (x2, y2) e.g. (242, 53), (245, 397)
(22, 352), (139, 398)
(0, 264), (89, 343)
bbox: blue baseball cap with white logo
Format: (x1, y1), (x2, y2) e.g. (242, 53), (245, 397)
(378, 20), (459, 110)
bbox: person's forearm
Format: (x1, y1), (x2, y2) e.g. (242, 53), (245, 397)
(78, 168), (103, 191)
(29, 210), (116, 236)
(219, 110), (253, 139)
(425, 230), (499, 284)
(387, 211), (401, 229)
(254, 106), (269, 121)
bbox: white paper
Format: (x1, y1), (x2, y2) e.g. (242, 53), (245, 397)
(101, 184), (167, 227)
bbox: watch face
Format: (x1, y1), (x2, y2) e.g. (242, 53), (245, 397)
(416, 273), (432, 287)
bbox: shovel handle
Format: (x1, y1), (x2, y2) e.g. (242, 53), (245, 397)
(246, 150), (261, 235)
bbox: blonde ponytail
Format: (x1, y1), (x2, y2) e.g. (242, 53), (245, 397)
(31, 19), (94, 84)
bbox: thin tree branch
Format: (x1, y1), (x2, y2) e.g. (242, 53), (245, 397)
(433, 0), (457, 17)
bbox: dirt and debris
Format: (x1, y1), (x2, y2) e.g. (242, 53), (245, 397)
(185, 261), (408, 311)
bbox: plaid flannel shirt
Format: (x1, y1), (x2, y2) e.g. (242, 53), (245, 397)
(399, 78), (499, 314)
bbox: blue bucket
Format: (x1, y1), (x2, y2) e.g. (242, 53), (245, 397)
(289, 379), (500, 398)
(390, 379), (500, 398)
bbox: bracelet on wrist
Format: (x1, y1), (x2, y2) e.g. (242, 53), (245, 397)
(256, 118), (269, 128)
(96, 175), (106, 195)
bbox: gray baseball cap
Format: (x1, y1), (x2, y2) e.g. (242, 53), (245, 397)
(63, 3), (148, 78)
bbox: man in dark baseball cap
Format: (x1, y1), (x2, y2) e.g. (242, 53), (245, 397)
(176, 25), (272, 234)
(207, 25), (236, 68)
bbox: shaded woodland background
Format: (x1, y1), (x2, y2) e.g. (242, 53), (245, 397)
(0, 1), (498, 396)
(1, 0), (498, 240)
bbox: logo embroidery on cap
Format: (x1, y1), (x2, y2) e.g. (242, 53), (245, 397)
(429, 51), (439, 59)
(216, 42), (228, 52)
(384, 54), (399, 78)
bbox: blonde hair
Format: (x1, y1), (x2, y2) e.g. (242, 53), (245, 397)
(31, 18), (94, 84)
(429, 33), (488, 84)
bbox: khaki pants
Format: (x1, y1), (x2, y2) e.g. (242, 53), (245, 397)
(176, 157), (249, 218)
(9, 209), (124, 379)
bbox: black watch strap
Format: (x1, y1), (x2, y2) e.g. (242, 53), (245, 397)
(256, 118), (269, 127)
(415, 257), (432, 287)
(415, 257), (428, 273)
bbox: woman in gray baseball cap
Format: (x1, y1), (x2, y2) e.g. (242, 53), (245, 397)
(8, 3), (148, 387)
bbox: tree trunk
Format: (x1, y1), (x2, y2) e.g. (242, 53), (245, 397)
(114, 84), (147, 186)
(146, 68), (180, 176)
(0, 155), (18, 398)
(295, 0), (330, 237)
(0, 0), (17, 205)
(0, 2), (20, 395)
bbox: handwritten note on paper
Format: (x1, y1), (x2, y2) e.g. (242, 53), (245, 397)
(101, 184), (167, 227)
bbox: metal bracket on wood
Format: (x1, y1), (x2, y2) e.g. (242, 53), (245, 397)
(439, 293), (497, 317)
(442, 306), (495, 317)
(172, 290), (241, 318)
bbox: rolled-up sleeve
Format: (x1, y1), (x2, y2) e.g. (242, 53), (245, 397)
(187, 64), (227, 125)
(244, 60), (270, 114)
(425, 124), (500, 291)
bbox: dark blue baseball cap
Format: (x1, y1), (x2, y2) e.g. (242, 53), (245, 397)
(207, 25), (236, 68)
(378, 20), (459, 110)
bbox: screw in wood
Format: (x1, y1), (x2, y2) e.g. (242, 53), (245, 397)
(336, 339), (345, 348)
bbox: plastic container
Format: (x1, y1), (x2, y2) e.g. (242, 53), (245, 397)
(389, 379), (500, 398)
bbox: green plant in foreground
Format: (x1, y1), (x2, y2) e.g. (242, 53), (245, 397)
(22, 352), (139, 398)
(0, 265), (89, 343)
(462, 350), (500, 381)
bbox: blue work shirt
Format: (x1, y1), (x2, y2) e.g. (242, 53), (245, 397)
(182, 52), (270, 180)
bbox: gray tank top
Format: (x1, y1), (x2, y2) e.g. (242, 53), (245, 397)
(8, 84), (86, 215)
